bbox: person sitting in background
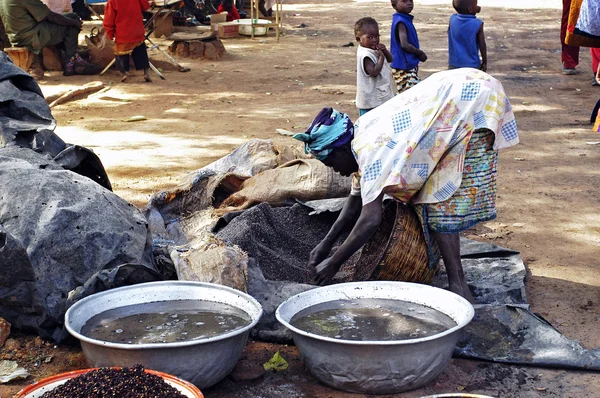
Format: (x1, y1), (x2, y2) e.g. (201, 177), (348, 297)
(217, 0), (240, 21)
(0, 0), (100, 76)
(448, 0), (487, 71)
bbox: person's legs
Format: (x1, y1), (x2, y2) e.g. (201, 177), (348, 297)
(561, 0), (579, 72)
(432, 232), (474, 303)
(258, 0), (271, 17)
(43, 13), (80, 60)
(116, 54), (130, 81)
(131, 44), (151, 82)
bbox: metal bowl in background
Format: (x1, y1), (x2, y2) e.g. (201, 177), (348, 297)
(65, 281), (263, 390)
(276, 281), (474, 395)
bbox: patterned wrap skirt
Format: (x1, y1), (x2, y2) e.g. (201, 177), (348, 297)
(414, 128), (498, 268)
(392, 67), (420, 94)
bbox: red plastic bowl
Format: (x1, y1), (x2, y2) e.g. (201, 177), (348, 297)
(14, 367), (204, 398)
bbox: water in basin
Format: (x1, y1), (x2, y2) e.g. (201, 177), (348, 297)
(290, 298), (457, 341)
(81, 300), (252, 344)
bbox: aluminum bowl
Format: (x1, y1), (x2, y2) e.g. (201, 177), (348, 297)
(65, 281), (263, 389)
(276, 281), (474, 394)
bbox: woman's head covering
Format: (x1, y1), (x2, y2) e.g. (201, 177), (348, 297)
(293, 108), (354, 160)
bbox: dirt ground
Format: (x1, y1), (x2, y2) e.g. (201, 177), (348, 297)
(2, 0), (600, 396)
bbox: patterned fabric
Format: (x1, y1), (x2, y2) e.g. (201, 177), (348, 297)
(114, 41), (144, 55)
(414, 129), (497, 268)
(293, 108), (354, 161)
(392, 67), (420, 94)
(566, 0), (600, 47)
(351, 68), (519, 207)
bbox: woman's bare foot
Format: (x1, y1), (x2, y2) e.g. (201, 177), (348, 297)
(143, 69), (152, 82)
(120, 73), (128, 82)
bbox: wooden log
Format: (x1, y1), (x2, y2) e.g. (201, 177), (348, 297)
(49, 81), (105, 108)
(5, 47), (34, 70)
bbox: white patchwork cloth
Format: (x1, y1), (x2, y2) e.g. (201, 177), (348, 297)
(351, 68), (519, 206)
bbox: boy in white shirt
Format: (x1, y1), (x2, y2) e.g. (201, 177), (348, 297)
(354, 17), (396, 117)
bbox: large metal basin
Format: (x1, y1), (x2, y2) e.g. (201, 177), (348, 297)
(65, 281), (263, 390)
(276, 281), (474, 394)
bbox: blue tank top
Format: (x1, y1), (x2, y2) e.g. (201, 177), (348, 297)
(390, 12), (420, 70)
(448, 14), (483, 68)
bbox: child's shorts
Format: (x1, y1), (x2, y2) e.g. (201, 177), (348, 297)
(392, 67), (420, 94)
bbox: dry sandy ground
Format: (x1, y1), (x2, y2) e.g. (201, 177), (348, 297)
(2, 0), (600, 396)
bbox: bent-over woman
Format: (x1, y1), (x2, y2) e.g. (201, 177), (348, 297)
(294, 68), (519, 302)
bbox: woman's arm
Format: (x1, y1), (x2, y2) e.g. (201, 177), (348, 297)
(314, 193), (384, 285)
(308, 194), (362, 269)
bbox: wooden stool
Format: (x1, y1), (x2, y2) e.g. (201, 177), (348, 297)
(153, 11), (174, 38)
(249, 0), (283, 42)
(4, 47), (34, 70)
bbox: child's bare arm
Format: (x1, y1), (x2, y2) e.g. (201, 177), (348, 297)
(377, 43), (393, 63)
(397, 23), (427, 62)
(477, 23), (487, 72)
(364, 54), (384, 78)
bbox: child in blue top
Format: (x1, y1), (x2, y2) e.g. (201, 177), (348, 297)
(448, 0), (487, 71)
(390, 0), (427, 93)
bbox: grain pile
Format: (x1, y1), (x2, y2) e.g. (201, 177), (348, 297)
(216, 203), (348, 284)
(41, 365), (186, 398)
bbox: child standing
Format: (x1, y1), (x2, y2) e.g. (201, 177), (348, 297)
(355, 17), (396, 116)
(390, 0), (427, 93)
(448, 0), (487, 71)
(104, 0), (152, 82)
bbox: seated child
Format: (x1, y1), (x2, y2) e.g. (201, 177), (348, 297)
(217, 0), (240, 21)
(448, 0), (487, 71)
(390, 0), (427, 93)
(354, 17), (395, 116)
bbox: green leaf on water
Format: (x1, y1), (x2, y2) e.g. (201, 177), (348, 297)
(263, 351), (288, 372)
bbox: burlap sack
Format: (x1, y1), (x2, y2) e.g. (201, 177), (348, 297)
(85, 27), (114, 68)
(215, 158), (351, 215)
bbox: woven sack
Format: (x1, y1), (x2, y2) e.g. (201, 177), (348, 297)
(85, 27), (114, 68)
(354, 200), (436, 284)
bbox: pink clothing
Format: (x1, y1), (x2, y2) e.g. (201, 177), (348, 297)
(561, 0), (579, 68)
(104, 0), (150, 43)
(591, 48), (600, 73)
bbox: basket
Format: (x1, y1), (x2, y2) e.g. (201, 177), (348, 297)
(354, 201), (436, 284)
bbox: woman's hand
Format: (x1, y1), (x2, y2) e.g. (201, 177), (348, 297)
(314, 257), (341, 286)
(308, 241), (332, 271)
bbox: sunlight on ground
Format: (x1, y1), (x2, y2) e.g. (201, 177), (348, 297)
(55, 125), (246, 169)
